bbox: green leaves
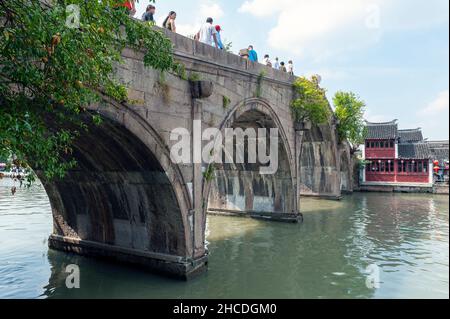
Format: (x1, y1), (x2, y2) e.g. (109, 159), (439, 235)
(291, 77), (331, 125)
(333, 91), (367, 148)
(0, 0), (174, 182)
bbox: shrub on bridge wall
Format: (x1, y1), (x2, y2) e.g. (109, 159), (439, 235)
(255, 71), (266, 98)
(291, 77), (331, 125)
(223, 95), (231, 109)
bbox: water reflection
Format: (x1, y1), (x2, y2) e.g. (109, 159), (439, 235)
(0, 183), (448, 299)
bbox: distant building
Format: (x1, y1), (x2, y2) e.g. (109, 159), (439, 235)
(361, 120), (433, 188)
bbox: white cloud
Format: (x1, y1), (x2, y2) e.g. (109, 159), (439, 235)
(238, 0), (448, 60)
(417, 90), (450, 139)
(420, 90), (449, 114)
(239, 0), (386, 59)
(238, 0), (283, 17)
(200, 1), (224, 20)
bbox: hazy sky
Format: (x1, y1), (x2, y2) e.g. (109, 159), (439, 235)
(134, 0), (449, 140)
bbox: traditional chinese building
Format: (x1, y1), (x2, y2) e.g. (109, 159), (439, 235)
(361, 120), (433, 190)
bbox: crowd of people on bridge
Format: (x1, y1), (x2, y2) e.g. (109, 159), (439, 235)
(119, 1), (295, 75)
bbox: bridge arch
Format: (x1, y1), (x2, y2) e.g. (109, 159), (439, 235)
(203, 98), (298, 221)
(40, 99), (205, 279)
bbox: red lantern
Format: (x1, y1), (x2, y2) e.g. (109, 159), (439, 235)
(433, 160), (439, 166)
(434, 166), (440, 173)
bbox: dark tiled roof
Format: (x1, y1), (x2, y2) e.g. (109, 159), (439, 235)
(428, 141), (449, 161)
(398, 143), (431, 159)
(365, 120), (398, 139)
(398, 129), (424, 143)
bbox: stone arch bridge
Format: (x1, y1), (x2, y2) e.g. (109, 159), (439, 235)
(41, 30), (353, 279)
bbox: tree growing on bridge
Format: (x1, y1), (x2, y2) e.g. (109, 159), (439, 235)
(0, 0), (175, 184)
(291, 76), (331, 125)
(333, 91), (368, 153)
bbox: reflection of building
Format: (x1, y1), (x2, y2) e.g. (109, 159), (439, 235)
(428, 141), (449, 182)
(361, 120), (433, 191)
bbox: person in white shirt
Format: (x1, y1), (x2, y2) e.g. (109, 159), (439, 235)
(263, 54), (272, 67)
(287, 60), (294, 75)
(274, 57), (280, 70)
(196, 17), (219, 48)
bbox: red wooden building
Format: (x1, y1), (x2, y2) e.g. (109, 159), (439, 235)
(362, 120), (433, 186)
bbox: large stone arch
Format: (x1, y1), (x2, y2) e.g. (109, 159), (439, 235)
(40, 99), (207, 279)
(203, 98), (299, 222)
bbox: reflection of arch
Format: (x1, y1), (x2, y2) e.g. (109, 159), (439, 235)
(203, 98), (296, 219)
(40, 99), (200, 278)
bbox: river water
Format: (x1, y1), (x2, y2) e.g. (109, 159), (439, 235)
(0, 181), (448, 299)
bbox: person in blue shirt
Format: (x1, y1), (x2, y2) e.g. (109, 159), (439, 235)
(248, 45), (258, 62)
(215, 25), (224, 50)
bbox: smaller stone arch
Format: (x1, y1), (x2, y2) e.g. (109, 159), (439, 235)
(203, 98), (300, 223)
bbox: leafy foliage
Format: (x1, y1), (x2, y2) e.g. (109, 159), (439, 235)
(222, 95), (231, 108)
(0, 0), (175, 182)
(333, 91), (367, 149)
(188, 72), (202, 82)
(291, 77), (331, 125)
(255, 70), (266, 98)
(203, 164), (215, 182)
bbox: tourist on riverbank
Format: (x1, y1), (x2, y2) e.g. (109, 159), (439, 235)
(280, 62), (287, 72)
(274, 57), (280, 70)
(287, 60), (294, 75)
(142, 4), (156, 23)
(215, 25), (224, 50)
(248, 45), (258, 62)
(263, 54), (272, 67)
(163, 11), (177, 32)
(196, 18), (219, 48)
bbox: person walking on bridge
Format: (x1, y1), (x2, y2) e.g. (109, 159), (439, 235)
(274, 57), (280, 70)
(117, 1), (136, 16)
(215, 25), (225, 50)
(263, 54), (272, 67)
(196, 18), (219, 48)
(248, 45), (258, 62)
(163, 11), (177, 33)
(287, 60), (294, 75)
(142, 4), (156, 23)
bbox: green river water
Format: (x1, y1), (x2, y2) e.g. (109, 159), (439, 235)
(0, 182), (448, 299)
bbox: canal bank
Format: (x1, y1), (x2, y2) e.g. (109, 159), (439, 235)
(0, 183), (448, 299)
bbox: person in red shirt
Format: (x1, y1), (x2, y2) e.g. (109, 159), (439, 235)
(119, 1), (136, 16)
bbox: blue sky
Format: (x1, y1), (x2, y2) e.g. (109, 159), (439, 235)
(135, 0), (449, 140)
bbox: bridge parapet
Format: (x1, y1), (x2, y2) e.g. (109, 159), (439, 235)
(159, 28), (296, 85)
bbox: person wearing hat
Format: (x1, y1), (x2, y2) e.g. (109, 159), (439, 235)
(214, 25), (224, 50)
